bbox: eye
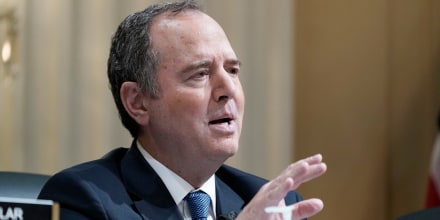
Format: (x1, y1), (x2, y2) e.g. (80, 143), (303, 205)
(224, 59), (241, 75)
(228, 67), (240, 75)
(191, 70), (209, 81)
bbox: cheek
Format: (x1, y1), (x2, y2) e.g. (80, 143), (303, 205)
(169, 93), (207, 117)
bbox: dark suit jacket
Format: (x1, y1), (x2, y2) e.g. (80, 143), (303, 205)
(39, 141), (302, 219)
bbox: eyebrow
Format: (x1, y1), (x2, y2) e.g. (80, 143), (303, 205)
(226, 59), (242, 67)
(179, 59), (242, 74)
(180, 60), (212, 74)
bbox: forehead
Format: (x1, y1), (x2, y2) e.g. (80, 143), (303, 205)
(152, 10), (221, 36)
(150, 10), (233, 56)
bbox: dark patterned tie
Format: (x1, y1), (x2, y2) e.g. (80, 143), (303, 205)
(185, 191), (211, 220)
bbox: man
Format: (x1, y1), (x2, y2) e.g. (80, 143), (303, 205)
(38, 1), (327, 219)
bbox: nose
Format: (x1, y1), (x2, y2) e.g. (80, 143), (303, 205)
(212, 69), (237, 102)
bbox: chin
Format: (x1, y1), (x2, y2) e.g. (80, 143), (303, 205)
(209, 144), (238, 161)
(220, 144), (239, 158)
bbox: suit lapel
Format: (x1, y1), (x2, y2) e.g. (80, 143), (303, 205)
(132, 200), (183, 220)
(120, 141), (248, 220)
(120, 141), (183, 220)
(215, 176), (244, 218)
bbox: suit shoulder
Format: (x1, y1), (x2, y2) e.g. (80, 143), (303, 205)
(40, 147), (128, 191)
(216, 165), (267, 204)
(57, 147), (128, 175)
(217, 164), (267, 186)
(216, 165), (303, 205)
(38, 147), (133, 219)
(39, 147), (129, 199)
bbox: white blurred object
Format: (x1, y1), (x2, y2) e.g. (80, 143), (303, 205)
(0, 0), (18, 82)
(265, 205), (296, 220)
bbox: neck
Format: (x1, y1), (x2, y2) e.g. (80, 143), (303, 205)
(137, 136), (224, 188)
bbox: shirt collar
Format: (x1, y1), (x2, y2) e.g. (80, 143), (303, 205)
(137, 142), (217, 211)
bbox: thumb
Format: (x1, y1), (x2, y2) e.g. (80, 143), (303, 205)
(292, 198), (324, 220)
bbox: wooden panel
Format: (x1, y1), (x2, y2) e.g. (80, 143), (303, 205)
(294, 0), (440, 219)
(388, 0), (440, 218)
(294, 0), (389, 219)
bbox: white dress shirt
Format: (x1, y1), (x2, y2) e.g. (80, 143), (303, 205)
(137, 142), (216, 220)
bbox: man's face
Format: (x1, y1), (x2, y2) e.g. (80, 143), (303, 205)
(145, 11), (245, 163)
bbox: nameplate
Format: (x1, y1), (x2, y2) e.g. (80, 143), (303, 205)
(0, 197), (59, 220)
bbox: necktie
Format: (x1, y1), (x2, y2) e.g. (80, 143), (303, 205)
(185, 191), (211, 220)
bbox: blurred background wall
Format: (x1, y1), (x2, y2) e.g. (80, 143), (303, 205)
(0, 0), (439, 219)
(295, 0), (440, 219)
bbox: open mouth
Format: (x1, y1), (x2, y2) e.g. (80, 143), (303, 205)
(209, 118), (232, 125)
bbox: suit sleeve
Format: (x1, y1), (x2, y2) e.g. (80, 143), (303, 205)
(285, 190), (303, 205)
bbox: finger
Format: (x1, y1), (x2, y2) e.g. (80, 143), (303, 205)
(263, 154), (326, 197)
(269, 163), (304, 190)
(291, 198), (324, 220)
(284, 154), (324, 179)
(237, 178), (294, 220)
(279, 158), (326, 190)
(301, 154), (323, 165)
(282, 161), (308, 183)
(291, 162), (327, 189)
(261, 177), (295, 205)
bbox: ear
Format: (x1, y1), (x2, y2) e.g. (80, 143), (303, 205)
(120, 82), (149, 126)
